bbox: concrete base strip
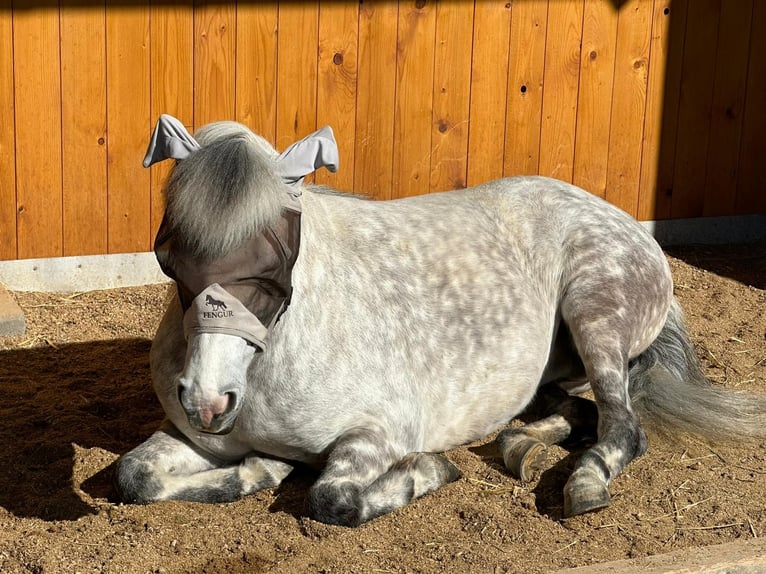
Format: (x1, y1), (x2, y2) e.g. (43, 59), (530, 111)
(641, 213), (766, 246)
(0, 251), (169, 293)
(552, 538), (766, 574)
(0, 286), (25, 336)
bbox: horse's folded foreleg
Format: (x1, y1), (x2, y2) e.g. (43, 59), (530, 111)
(307, 426), (400, 526)
(357, 452), (460, 523)
(308, 426), (458, 526)
(114, 421), (293, 504)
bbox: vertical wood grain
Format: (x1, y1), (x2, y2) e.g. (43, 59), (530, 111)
(13, 3), (63, 259)
(106, 1), (151, 253)
(703, 0), (753, 216)
(466, 1), (511, 187)
(392, 0), (437, 199)
(150, 1), (193, 239)
(504, 0), (548, 176)
(430, 0), (473, 192)
(5, 0), (766, 264)
(315, 2), (359, 190)
(61, 3), (107, 256)
(637, 0), (683, 221)
(276, 2), (319, 151)
(354, 0), (398, 199)
(736, 1), (766, 214)
(194, 1), (236, 126)
(572, 0), (618, 198)
(670, 0), (720, 219)
(236, 2), (278, 143)
(604, 0), (652, 217)
(0, 2), (16, 260)
(539, 0), (584, 182)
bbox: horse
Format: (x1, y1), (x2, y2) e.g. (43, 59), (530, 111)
(114, 116), (766, 526)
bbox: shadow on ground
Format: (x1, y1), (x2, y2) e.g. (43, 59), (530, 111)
(665, 241), (766, 289)
(0, 338), (162, 521)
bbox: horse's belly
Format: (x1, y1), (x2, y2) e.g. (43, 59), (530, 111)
(418, 345), (549, 452)
(422, 383), (537, 452)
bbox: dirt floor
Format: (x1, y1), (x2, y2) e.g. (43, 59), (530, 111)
(0, 242), (764, 574)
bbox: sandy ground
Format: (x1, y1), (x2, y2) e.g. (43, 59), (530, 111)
(0, 242), (764, 573)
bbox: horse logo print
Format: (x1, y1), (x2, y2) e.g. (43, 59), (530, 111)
(205, 294), (227, 312)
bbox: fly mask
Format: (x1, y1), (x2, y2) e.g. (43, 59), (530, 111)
(144, 114), (339, 349)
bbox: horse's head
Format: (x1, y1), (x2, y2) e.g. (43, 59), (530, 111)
(144, 115), (338, 434)
(177, 332), (255, 434)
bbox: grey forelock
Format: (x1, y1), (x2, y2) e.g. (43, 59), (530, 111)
(164, 135), (286, 260)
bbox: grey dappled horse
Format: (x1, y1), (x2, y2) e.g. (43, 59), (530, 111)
(114, 118), (766, 526)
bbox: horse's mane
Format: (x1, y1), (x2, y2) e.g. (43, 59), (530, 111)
(308, 185), (369, 200)
(163, 121), (285, 260)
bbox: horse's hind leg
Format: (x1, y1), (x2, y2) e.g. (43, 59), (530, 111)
(308, 426), (460, 526)
(115, 421), (293, 503)
(497, 385), (598, 482)
(558, 300), (653, 517)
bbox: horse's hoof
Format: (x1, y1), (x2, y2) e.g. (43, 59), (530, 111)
(497, 431), (548, 483)
(563, 471), (611, 517)
(432, 454), (462, 484)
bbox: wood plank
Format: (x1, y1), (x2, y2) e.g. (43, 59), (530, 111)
(572, 0), (618, 198)
(703, 0), (753, 216)
(194, 1), (236, 127)
(392, 0), (437, 199)
(0, 2), (16, 260)
(315, 2), (359, 191)
(504, 0), (548, 176)
(430, 0), (473, 192)
(670, 0), (720, 219)
(106, 1), (151, 254)
(150, 0), (193, 239)
(736, 0), (766, 214)
(466, 1), (511, 187)
(554, 538), (766, 574)
(637, 0), (686, 221)
(13, 3), (63, 259)
(604, 0), (653, 217)
(276, 2), (319, 152)
(236, 1), (278, 143)
(354, 0), (398, 199)
(539, 0), (584, 183)
(61, 3), (107, 256)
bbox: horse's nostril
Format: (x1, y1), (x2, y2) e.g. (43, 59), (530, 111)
(177, 384), (187, 408)
(224, 392), (237, 414)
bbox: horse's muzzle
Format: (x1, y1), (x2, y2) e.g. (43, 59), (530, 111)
(178, 386), (240, 435)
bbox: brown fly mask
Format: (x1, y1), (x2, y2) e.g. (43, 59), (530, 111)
(144, 114), (339, 349)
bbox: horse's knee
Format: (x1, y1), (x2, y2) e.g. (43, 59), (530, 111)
(307, 481), (363, 527)
(113, 451), (163, 504)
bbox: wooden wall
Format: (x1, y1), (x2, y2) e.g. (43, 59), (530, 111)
(0, 0), (764, 261)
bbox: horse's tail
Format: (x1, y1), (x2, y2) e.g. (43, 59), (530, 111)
(628, 299), (766, 441)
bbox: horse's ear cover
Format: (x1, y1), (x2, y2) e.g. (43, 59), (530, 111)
(142, 114), (339, 186)
(275, 125), (339, 187)
(143, 114), (200, 167)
